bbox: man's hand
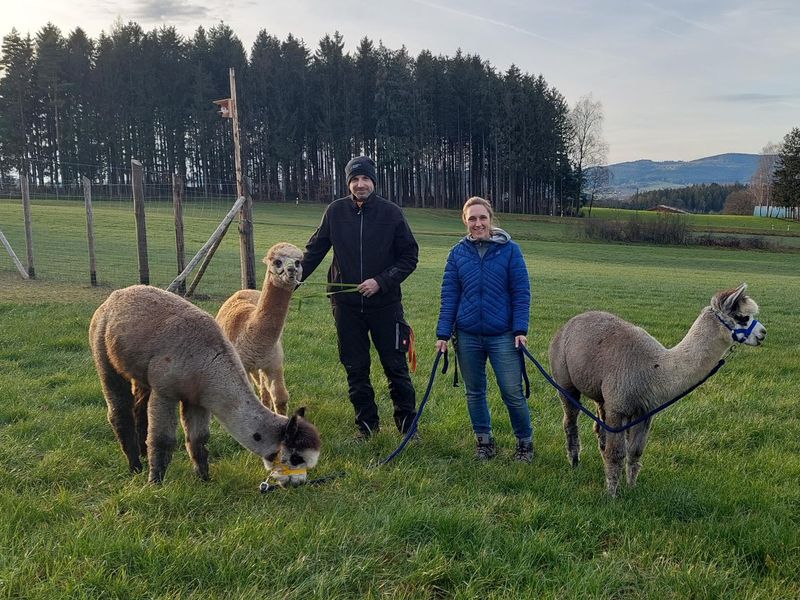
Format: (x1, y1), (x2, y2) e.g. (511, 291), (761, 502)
(514, 335), (527, 348)
(357, 278), (380, 297)
(435, 339), (448, 353)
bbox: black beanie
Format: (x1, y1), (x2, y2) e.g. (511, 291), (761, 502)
(345, 156), (377, 186)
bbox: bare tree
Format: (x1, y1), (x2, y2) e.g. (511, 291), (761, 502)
(722, 188), (756, 215)
(569, 94), (608, 216)
(750, 142), (778, 216)
(585, 165), (611, 217)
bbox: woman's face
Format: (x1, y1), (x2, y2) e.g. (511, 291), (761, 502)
(463, 204), (491, 240)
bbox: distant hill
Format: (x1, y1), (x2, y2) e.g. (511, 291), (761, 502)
(603, 153), (760, 199)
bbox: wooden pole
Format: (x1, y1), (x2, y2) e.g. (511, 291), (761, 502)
(167, 195), (246, 294)
(131, 159), (149, 285)
(82, 176), (98, 286)
(230, 67), (256, 290)
(0, 229), (30, 279)
(20, 176), (35, 278)
(172, 173), (186, 295)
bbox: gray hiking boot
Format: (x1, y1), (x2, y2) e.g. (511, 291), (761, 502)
(475, 435), (497, 460)
(513, 439), (534, 463)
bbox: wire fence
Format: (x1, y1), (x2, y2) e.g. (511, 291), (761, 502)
(0, 169), (253, 299)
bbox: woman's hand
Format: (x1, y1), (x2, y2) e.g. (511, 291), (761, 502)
(435, 339), (448, 353)
(514, 335), (527, 348)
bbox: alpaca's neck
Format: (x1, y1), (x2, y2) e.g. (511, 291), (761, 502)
(252, 276), (293, 338)
(208, 374), (287, 458)
(662, 307), (732, 394)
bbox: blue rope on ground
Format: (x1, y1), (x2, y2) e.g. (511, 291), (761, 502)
(518, 345), (725, 434)
(375, 350), (448, 466)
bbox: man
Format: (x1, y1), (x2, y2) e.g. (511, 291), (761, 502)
(301, 155), (419, 438)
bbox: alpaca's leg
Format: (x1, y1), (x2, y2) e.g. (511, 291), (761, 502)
(145, 391), (178, 484)
(559, 391), (581, 467)
(625, 417), (652, 487)
(132, 380), (150, 458)
(601, 411), (628, 497)
(594, 403), (608, 453)
(180, 401), (211, 481)
(266, 365), (290, 416)
(254, 371), (274, 409)
(96, 355), (142, 474)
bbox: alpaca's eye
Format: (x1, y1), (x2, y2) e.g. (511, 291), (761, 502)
(295, 260), (300, 268)
(289, 453), (304, 466)
(274, 259), (282, 268)
(734, 314), (750, 325)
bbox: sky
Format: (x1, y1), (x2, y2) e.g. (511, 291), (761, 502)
(3, 0), (799, 164)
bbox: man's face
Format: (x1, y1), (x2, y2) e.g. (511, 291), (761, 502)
(349, 175), (374, 200)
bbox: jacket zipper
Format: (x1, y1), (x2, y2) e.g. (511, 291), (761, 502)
(359, 207), (364, 312)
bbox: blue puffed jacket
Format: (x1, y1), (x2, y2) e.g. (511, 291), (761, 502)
(436, 228), (531, 339)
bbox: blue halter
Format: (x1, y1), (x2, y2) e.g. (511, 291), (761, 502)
(715, 312), (761, 343)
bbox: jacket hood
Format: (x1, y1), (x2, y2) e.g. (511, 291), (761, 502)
(465, 227), (511, 245)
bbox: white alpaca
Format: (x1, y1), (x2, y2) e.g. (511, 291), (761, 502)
(216, 243), (303, 415)
(548, 283), (766, 496)
(89, 284), (320, 484)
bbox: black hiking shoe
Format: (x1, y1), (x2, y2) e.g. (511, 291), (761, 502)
(475, 436), (496, 461)
(513, 440), (534, 463)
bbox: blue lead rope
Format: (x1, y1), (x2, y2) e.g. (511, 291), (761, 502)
(376, 350), (448, 466)
(518, 345), (725, 434)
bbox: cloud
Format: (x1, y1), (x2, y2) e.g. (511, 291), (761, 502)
(407, 0), (560, 45)
(128, 0), (210, 21)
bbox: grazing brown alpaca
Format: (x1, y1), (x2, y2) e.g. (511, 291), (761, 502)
(548, 284), (766, 497)
(216, 242), (303, 415)
(89, 285), (320, 485)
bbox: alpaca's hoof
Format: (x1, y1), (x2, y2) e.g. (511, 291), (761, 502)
(570, 455), (580, 468)
(129, 461), (143, 474)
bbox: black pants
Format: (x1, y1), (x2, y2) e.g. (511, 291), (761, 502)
(333, 301), (417, 433)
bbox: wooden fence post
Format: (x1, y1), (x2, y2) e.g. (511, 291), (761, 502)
(83, 176), (98, 286)
(166, 195), (246, 294)
(229, 67), (257, 289)
(0, 229), (30, 279)
(131, 159), (149, 285)
(172, 173), (186, 295)
(20, 176), (35, 279)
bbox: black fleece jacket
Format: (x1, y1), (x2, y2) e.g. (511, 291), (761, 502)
(300, 192), (419, 309)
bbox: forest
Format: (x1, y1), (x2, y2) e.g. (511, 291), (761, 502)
(0, 22), (582, 213)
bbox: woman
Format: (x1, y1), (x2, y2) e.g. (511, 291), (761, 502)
(435, 197), (533, 462)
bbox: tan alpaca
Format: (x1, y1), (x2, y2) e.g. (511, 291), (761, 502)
(89, 284), (320, 484)
(549, 283), (765, 497)
(216, 242), (303, 415)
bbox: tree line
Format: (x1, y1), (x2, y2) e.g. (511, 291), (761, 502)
(620, 183), (747, 213)
(0, 22), (595, 213)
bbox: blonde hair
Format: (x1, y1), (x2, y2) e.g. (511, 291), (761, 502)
(462, 196), (495, 227)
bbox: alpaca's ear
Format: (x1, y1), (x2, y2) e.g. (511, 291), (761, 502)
(722, 283), (748, 312)
(284, 415), (299, 440)
(262, 255), (270, 266)
(294, 406), (306, 418)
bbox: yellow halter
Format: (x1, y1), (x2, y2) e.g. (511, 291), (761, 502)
(270, 458), (307, 479)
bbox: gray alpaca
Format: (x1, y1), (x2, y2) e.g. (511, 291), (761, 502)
(89, 285), (321, 484)
(548, 283), (766, 496)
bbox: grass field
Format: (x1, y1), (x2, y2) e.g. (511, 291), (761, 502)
(1, 202), (799, 598)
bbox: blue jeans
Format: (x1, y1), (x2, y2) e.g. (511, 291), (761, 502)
(455, 330), (533, 440)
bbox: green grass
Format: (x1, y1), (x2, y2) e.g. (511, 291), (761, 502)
(1, 202), (799, 598)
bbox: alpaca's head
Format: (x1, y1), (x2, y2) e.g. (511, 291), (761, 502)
(711, 283), (766, 346)
(263, 406), (321, 487)
(263, 242), (303, 290)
